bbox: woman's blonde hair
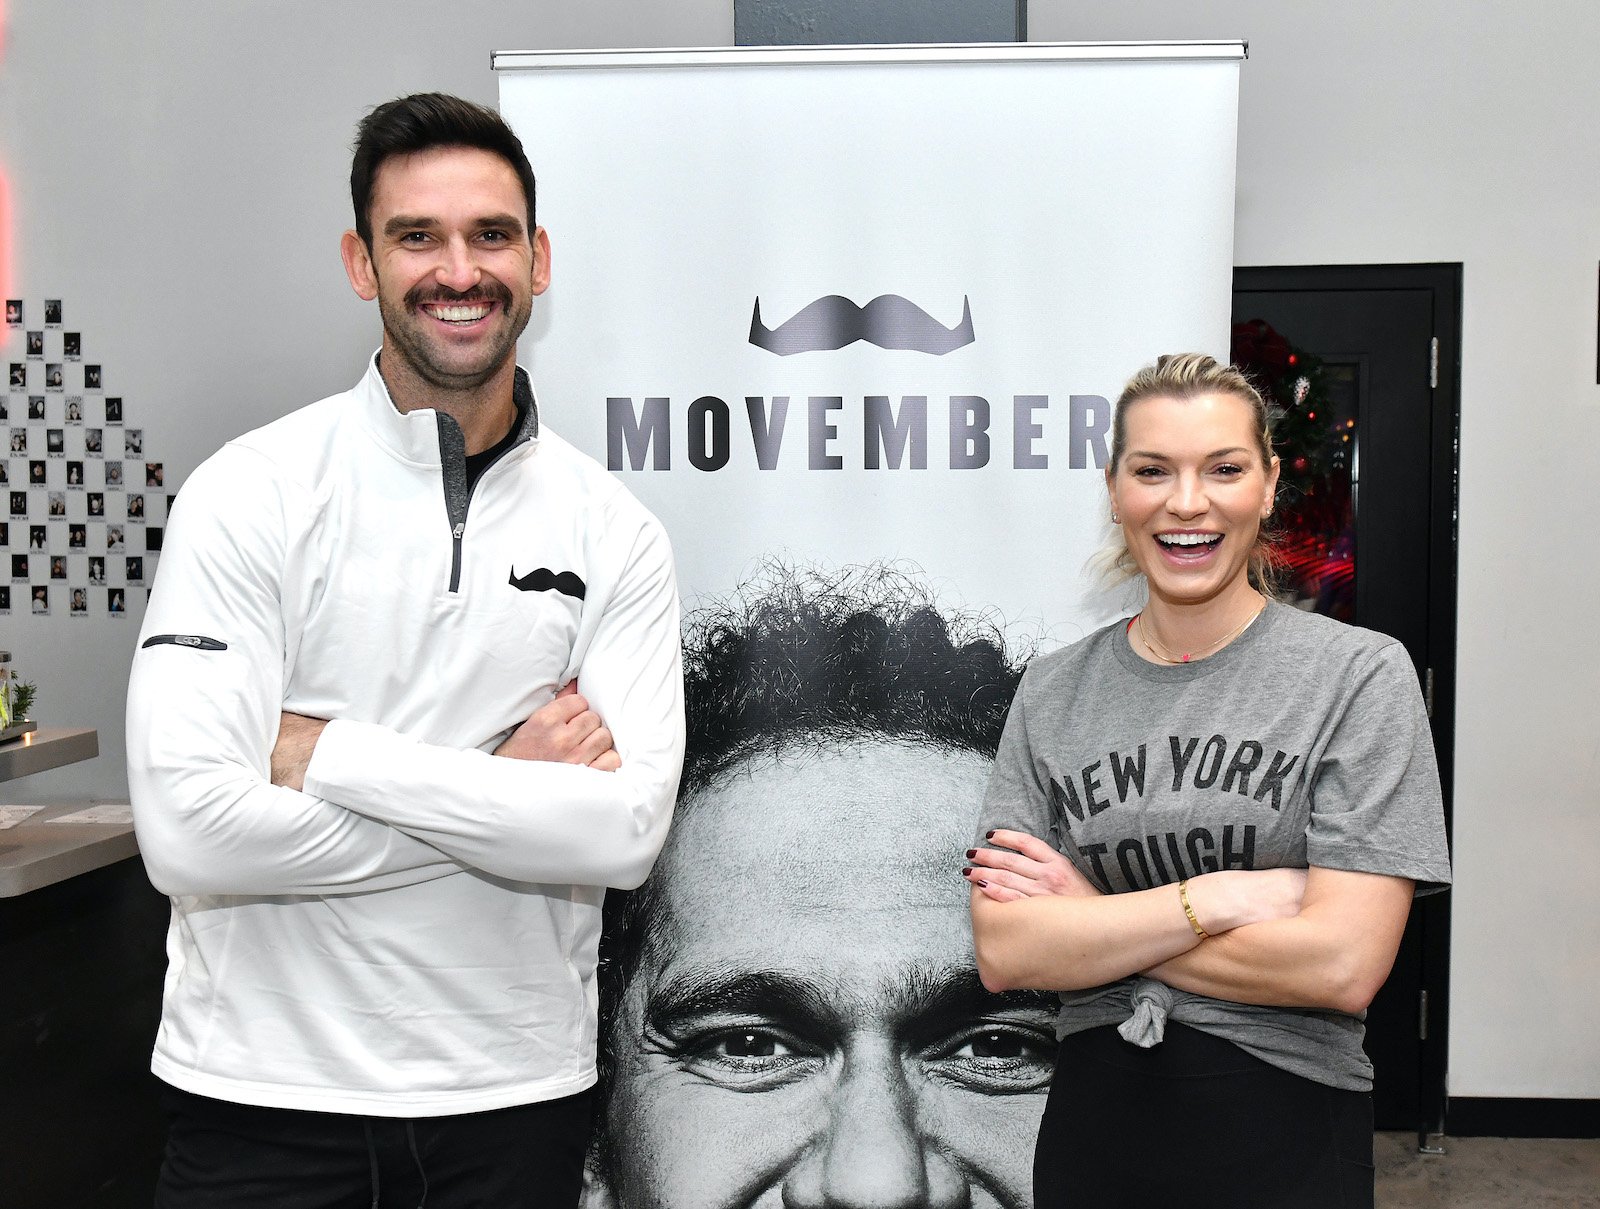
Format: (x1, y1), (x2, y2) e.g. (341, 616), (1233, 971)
(1092, 352), (1281, 595)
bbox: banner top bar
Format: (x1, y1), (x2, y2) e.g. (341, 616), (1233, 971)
(491, 40), (1247, 73)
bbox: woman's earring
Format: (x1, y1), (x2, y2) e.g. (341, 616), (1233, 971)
(1111, 511), (1120, 524)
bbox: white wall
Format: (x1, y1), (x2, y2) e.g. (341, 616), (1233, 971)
(4, 0), (1595, 1104)
(0, 0), (730, 803)
(1031, 0), (1600, 1102)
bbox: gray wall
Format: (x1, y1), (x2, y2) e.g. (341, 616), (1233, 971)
(0, 0), (730, 804)
(4, 0), (1595, 1104)
(1030, 0), (1600, 1103)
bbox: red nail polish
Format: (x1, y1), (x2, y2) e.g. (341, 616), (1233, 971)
(961, 867), (974, 877)
(965, 849), (976, 859)
(986, 830), (996, 839)
(977, 879), (989, 888)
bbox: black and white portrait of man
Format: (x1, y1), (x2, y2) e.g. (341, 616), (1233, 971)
(586, 566), (1056, 1209)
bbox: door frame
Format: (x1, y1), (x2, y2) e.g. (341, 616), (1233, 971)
(1233, 263), (1461, 1145)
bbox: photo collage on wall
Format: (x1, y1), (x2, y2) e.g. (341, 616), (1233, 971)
(3, 300), (168, 617)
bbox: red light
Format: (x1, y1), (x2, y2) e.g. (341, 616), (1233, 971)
(0, 173), (10, 306)
(1288, 353), (1298, 365)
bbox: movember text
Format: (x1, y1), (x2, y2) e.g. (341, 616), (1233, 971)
(607, 394), (1112, 472)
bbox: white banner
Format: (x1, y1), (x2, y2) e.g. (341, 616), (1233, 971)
(499, 42), (1240, 1206)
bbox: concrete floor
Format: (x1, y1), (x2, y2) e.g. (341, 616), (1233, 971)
(1376, 1132), (1600, 1207)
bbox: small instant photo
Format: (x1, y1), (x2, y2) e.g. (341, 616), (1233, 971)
(28, 396), (46, 421)
(146, 462), (164, 488)
(8, 363), (24, 389)
(65, 397), (83, 423)
(63, 332), (81, 359)
(84, 365), (102, 390)
(107, 524), (124, 552)
(104, 397), (123, 424)
(107, 587), (125, 614)
(45, 363), (64, 390)
(85, 428), (103, 456)
(46, 429), (64, 455)
(28, 461), (45, 485)
(9, 428), (25, 454)
(0, 585), (9, 613)
(5, 300), (21, 326)
(126, 493), (144, 519)
(29, 525), (45, 549)
(66, 460), (84, 488)
(145, 526), (162, 552)
(9, 490), (27, 516)
(124, 428), (143, 457)
(48, 491), (66, 517)
(88, 555), (105, 584)
(44, 300), (62, 327)
(26, 330), (43, 357)
(50, 555), (66, 580)
(126, 556), (144, 585)
(0, 463), (7, 485)
(11, 552), (29, 579)
(86, 492), (104, 517)
(69, 523), (86, 549)
(70, 586), (88, 615)
(32, 584), (48, 614)
(0, 399), (7, 420)
(105, 461), (123, 487)
(0, 521), (7, 544)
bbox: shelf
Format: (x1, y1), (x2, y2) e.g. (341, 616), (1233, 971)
(0, 727), (99, 783)
(0, 727), (119, 895)
(0, 805), (139, 898)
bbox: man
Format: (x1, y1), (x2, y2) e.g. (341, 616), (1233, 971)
(127, 93), (684, 1208)
(587, 567), (1057, 1209)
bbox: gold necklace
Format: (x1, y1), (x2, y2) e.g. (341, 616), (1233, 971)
(1138, 597), (1267, 665)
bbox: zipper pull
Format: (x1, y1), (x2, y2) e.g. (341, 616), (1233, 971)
(452, 522), (465, 540)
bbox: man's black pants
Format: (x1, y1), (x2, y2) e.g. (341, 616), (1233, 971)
(155, 1083), (593, 1209)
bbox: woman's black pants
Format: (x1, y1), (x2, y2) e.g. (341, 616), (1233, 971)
(1034, 1023), (1374, 1209)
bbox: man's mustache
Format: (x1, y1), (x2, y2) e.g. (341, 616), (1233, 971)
(404, 283), (511, 309)
(749, 294), (975, 356)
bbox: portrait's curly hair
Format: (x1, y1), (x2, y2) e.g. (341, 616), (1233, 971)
(678, 562), (1025, 798)
(592, 562), (1029, 1164)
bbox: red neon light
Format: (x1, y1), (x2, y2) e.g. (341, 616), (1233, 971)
(0, 172), (11, 306)
(0, 0), (9, 307)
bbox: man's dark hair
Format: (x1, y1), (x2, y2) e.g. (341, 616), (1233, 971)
(592, 563), (1028, 1162)
(349, 92), (537, 251)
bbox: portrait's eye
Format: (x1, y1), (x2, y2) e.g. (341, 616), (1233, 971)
(1133, 464), (1167, 479)
(714, 1030), (784, 1058)
(1213, 462), (1244, 477)
(928, 1023), (1057, 1094)
(667, 1022), (826, 1091)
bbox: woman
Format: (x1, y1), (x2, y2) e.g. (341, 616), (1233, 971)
(968, 353), (1450, 1208)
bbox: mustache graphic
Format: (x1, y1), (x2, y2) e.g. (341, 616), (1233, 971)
(508, 566), (587, 601)
(749, 294), (975, 356)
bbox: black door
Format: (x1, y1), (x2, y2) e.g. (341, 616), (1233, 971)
(1231, 264), (1460, 1139)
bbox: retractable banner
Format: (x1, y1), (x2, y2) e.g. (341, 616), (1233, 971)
(498, 43), (1241, 1206)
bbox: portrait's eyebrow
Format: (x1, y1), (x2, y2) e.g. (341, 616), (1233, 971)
(645, 967), (843, 1032)
(887, 964), (1058, 1038)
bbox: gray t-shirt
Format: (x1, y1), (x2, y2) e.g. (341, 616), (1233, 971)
(976, 600), (1451, 1090)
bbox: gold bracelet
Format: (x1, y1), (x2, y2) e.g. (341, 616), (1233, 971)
(1179, 880), (1209, 939)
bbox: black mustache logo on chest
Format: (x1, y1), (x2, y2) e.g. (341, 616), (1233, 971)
(508, 566), (587, 601)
